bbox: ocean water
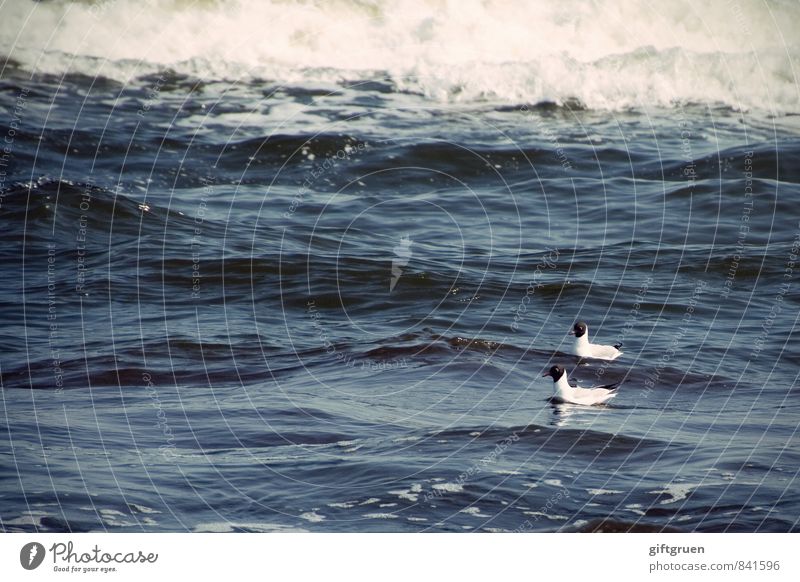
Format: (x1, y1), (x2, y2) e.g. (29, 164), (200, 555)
(1, 0), (799, 533)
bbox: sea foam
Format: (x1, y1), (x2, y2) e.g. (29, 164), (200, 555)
(1, 1), (798, 111)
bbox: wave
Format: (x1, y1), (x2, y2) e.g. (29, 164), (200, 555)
(0, 178), (194, 243)
(2, 0), (799, 112)
(432, 423), (672, 457)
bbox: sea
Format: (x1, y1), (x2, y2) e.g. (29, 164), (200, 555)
(1, 0), (799, 533)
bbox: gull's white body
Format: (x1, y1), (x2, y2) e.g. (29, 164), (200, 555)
(551, 370), (617, 406)
(571, 326), (622, 361)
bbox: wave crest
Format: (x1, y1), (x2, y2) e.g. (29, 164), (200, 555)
(2, 0), (799, 111)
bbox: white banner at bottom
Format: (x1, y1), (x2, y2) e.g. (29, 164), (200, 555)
(1, 533), (796, 581)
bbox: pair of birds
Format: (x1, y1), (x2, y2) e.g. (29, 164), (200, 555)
(542, 321), (623, 406)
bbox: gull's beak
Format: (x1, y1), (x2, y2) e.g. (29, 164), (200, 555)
(541, 372), (549, 377)
(568, 330), (575, 335)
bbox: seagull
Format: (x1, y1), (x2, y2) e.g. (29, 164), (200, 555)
(568, 321), (623, 360)
(542, 365), (619, 405)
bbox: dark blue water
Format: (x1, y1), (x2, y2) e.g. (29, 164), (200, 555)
(1, 52), (799, 531)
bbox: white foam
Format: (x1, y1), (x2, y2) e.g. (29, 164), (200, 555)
(431, 482), (463, 493)
(128, 503), (161, 515)
(4, 512), (47, 526)
(194, 522), (235, 533)
(388, 485), (421, 502)
(650, 483), (694, 505)
(363, 512), (398, 519)
(2, 0), (797, 113)
(393, 436), (421, 443)
(522, 511), (568, 521)
(98, 509), (136, 527)
(587, 488), (623, 496)
(625, 503), (646, 516)
(327, 501), (357, 509)
(752, 506), (777, 514)
(299, 511), (326, 523)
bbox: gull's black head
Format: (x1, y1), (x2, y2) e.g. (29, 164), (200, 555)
(542, 365), (566, 381)
(570, 321), (588, 338)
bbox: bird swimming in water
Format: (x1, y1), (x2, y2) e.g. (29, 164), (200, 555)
(568, 321), (623, 360)
(542, 365), (619, 405)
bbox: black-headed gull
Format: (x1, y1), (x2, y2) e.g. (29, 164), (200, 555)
(542, 365), (619, 405)
(568, 321), (622, 360)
